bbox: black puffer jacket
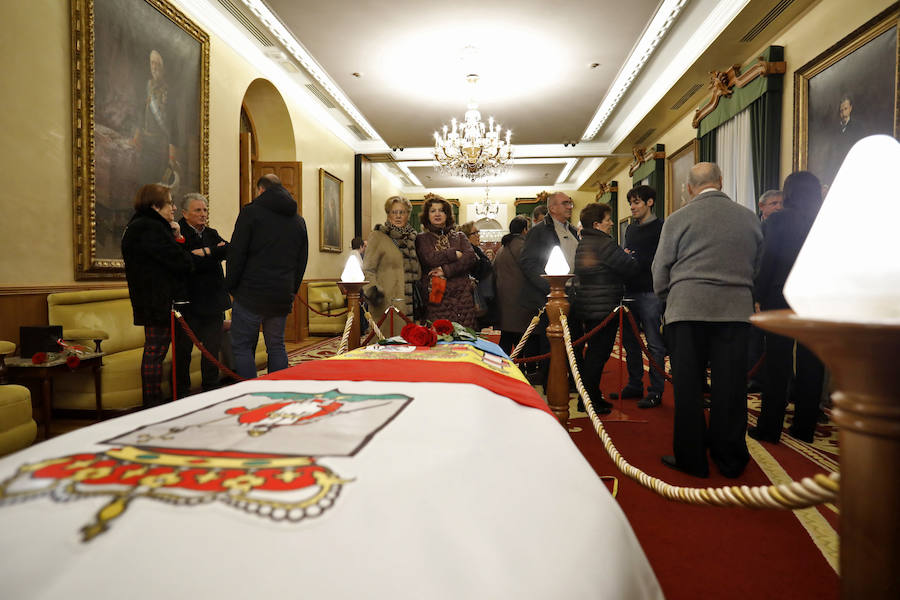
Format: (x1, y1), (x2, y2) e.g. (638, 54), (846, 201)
(122, 208), (194, 326)
(178, 218), (231, 316)
(225, 186), (308, 317)
(571, 227), (639, 320)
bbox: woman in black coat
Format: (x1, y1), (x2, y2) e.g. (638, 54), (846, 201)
(571, 203), (639, 414)
(749, 171), (825, 444)
(121, 183), (193, 407)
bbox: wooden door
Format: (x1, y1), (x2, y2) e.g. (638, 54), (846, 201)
(239, 133), (253, 208)
(252, 161), (303, 215)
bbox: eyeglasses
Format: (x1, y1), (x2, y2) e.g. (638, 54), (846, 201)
(389, 210), (408, 216)
(558, 200), (574, 207)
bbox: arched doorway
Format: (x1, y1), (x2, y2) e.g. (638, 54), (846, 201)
(239, 79), (301, 212)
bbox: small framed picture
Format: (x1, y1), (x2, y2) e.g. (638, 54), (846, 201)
(319, 169), (343, 253)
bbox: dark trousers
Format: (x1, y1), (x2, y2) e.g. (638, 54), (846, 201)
(174, 311), (224, 397)
(581, 318), (619, 403)
(141, 324), (171, 407)
(666, 321), (750, 478)
(757, 333), (825, 442)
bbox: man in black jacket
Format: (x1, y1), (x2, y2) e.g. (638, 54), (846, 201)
(616, 185), (666, 408)
(226, 174), (308, 379)
(174, 193), (230, 397)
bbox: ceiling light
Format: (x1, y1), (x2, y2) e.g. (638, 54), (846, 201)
(433, 74), (513, 183)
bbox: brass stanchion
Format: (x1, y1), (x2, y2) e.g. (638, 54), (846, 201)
(337, 281), (368, 351)
(542, 274), (572, 425)
(753, 309), (900, 599)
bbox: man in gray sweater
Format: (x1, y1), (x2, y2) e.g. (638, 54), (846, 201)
(652, 163), (762, 478)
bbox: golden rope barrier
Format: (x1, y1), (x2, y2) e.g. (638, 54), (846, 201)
(559, 311), (839, 510)
(510, 306), (545, 359)
(364, 309), (386, 342)
(337, 310), (354, 355)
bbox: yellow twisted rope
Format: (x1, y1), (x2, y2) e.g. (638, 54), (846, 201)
(337, 310), (354, 355)
(364, 309), (386, 342)
(510, 306), (545, 359)
(559, 312), (839, 510)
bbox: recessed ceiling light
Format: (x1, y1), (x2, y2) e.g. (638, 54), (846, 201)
(590, 63), (601, 69)
(352, 72), (362, 78)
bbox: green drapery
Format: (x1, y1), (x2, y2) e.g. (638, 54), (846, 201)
(698, 129), (717, 163)
(631, 145), (665, 220)
(515, 199), (542, 217)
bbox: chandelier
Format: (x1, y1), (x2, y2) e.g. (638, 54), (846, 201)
(433, 74), (513, 182)
(474, 186), (500, 219)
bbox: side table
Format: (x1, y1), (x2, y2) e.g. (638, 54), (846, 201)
(5, 352), (104, 439)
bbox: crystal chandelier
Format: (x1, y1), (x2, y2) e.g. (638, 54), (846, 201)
(433, 74), (513, 182)
(474, 186), (500, 219)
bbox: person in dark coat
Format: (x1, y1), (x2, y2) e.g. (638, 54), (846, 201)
(173, 193), (230, 397)
(460, 221), (496, 329)
(493, 216), (532, 354)
(415, 195), (477, 327)
(121, 183), (193, 407)
(749, 171), (826, 444)
(226, 174), (308, 379)
(572, 203), (639, 414)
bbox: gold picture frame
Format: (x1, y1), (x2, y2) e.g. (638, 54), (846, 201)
(617, 216), (633, 247)
(666, 139), (698, 215)
(72, 0), (209, 279)
(793, 5), (899, 187)
(319, 169), (343, 253)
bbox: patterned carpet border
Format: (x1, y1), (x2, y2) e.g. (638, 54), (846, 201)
(287, 337), (340, 365)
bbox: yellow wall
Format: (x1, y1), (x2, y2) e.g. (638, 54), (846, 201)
(605, 0), (895, 219)
(368, 165), (403, 231)
(0, 0), (358, 286)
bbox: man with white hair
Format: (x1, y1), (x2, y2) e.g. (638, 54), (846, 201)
(757, 189), (783, 222)
(652, 163), (762, 478)
(174, 193), (229, 397)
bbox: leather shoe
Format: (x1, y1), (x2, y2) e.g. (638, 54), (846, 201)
(747, 426), (780, 443)
(787, 427), (815, 444)
(591, 395), (612, 415)
(609, 385), (642, 400)
(637, 394), (662, 409)
(661, 455), (708, 478)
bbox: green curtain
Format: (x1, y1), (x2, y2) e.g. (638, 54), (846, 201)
(515, 200), (543, 217)
(698, 129), (717, 163)
(749, 92), (782, 205)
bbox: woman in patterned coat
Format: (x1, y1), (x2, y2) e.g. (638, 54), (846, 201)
(414, 195), (477, 327)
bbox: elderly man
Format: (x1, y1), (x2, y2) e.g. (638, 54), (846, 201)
(519, 192), (579, 384)
(652, 163), (762, 478)
(174, 193), (229, 397)
(757, 189), (783, 222)
(226, 174), (308, 379)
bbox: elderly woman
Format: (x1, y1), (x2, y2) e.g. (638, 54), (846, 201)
(121, 183), (193, 407)
(571, 203), (638, 415)
(749, 172), (826, 444)
(415, 195), (477, 327)
(459, 221), (495, 327)
(362, 196), (422, 336)
(493, 215), (531, 353)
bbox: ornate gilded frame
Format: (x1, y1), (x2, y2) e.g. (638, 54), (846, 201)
(793, 6), (899, 185)
(665, 140), (698, 215)
(319, 169), (343, 253)
(71, 0), (209, 279)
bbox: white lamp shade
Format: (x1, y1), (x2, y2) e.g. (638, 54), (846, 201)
(784, 135), (900, 323)
(544, 245), (571, 275)
(340, 252), (365, 282)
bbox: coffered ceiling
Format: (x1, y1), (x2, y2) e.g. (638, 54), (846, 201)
(203, 0), (818, 192)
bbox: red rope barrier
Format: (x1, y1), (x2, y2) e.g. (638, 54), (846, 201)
(512, 306), (619, 364)
(173, 311), (247, 383)
(294, 294), (349, 318)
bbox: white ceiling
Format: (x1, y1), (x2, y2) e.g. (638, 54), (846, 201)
(199, 0), (813, 192)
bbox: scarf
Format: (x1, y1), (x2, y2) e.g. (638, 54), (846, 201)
(376, 222), (421, 305)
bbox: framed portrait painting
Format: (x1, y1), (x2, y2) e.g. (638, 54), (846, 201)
(794, 6), (899, 188)
(319, 169), (343, 253)
(72, 0), (209, 279)
(666, 140), (698, 215)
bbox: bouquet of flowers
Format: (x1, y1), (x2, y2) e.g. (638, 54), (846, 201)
(395, 319), (478, 347)
(31, 339), (89, 368)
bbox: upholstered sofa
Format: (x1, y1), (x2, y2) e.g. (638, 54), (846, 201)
(306, 282), (348, 335)
(0, 341), (38, 456)
(47, 289), (267, 411)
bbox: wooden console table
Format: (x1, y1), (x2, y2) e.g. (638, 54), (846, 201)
(5, 352), (103, 439)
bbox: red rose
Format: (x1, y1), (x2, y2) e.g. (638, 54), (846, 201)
(400, 323), (418, 341)
(31, 352), (47, 364)
(66, 354), (81, 369)
(433, 319), (453, 335)
(403, 324), (437, 347)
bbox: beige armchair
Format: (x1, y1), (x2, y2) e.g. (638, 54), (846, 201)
(0, 341), (38, 456)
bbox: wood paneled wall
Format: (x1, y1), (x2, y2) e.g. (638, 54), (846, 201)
(0, 284), (127, 348)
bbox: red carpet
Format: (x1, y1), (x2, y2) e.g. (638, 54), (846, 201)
(568, 356), (839, 599)
(287, 337), (339, 365)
